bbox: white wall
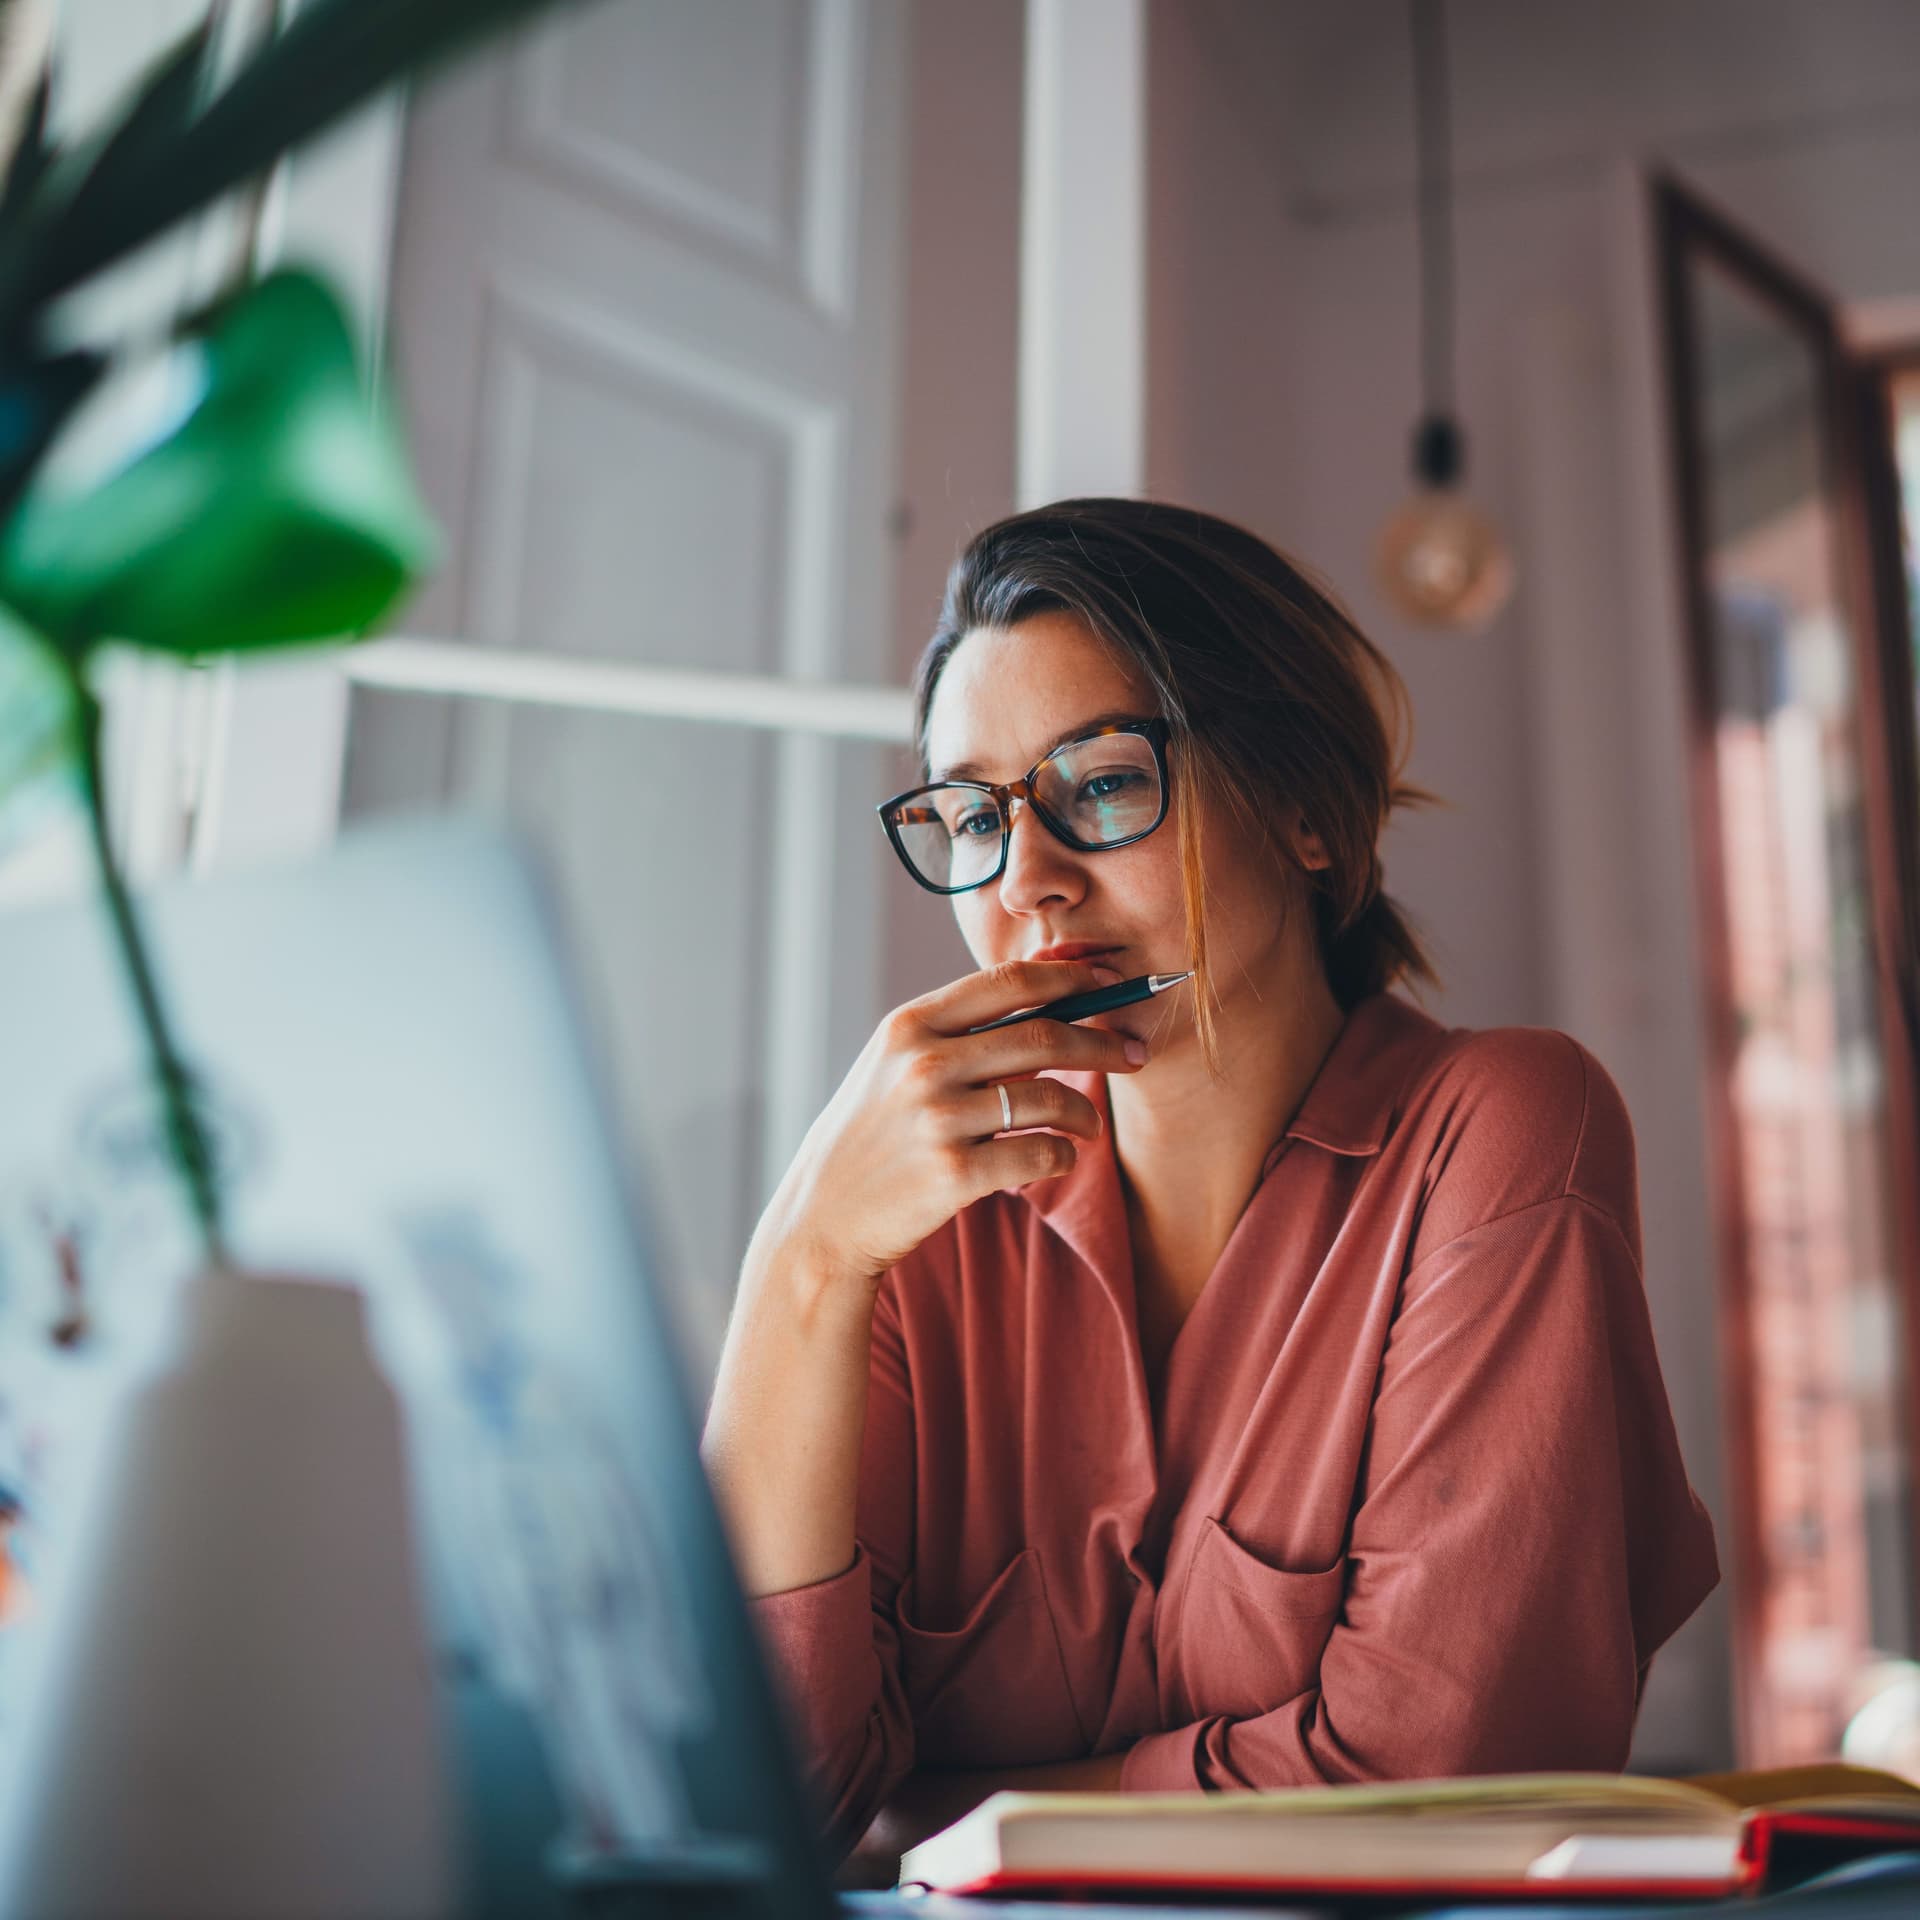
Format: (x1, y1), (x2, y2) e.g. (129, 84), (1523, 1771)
(1146, 0), (1920, 1770)
(1146, 0), (1310, 546)
(881, 0), (1025, 1010)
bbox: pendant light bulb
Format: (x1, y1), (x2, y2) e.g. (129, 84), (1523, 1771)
(1377, 0), (1516, 634)
(1375, 417), (1514, 631)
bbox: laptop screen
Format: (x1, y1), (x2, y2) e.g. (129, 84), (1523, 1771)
(0, 818), (838, 1917)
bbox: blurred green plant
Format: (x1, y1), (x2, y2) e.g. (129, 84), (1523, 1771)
(0, 0), (580, 1267)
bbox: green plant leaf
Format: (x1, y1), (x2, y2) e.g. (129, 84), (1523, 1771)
(0, 65), (54, 221)
(41, 20), (215, 236)
(0, 596), (75, 855)
(0, 347), (104, 527)
(0, 267), (438, 656)
(0, 0), (580, 324)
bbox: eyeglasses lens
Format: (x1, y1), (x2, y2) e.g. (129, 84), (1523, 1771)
(892, 789), (1006, 892)
(1034, 733), (1163, 847)
(890, 732), (1163, 891)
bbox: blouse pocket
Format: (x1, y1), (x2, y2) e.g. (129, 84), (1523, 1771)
(1169, 1516), (1348, 1724)
(895, 1547), (1088, 1766)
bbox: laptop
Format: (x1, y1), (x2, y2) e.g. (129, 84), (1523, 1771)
(0, 818), (1317, 1919)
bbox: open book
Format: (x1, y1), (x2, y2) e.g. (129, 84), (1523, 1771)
(897, 1764), (1920, 1901)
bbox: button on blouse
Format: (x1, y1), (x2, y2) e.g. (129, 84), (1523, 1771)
(746, 991), (1720, 1860)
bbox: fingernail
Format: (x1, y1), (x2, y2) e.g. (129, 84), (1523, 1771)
(1092, 965), (1123, 985)
(1124, 1039), (1149, 1065)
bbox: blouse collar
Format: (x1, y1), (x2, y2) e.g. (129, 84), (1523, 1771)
(1275, 988), (1447, 1159)
(1019, 990), (1450, 1267)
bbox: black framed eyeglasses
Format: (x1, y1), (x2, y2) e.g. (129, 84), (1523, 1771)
(877, 718), (1172, 895)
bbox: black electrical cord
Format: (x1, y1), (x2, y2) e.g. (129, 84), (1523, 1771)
(1409, 0), (1462, 485)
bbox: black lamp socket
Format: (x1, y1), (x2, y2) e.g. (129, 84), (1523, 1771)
(1412, 414), (1465, 488)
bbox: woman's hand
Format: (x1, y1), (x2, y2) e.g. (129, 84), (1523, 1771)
(753, 959), (1148, 1291)
(707, 959), (1146, 1601)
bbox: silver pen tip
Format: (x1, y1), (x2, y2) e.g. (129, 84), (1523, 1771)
(1148, 971), (1193, 991)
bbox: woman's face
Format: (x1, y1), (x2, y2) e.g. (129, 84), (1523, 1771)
(921, 610), (1329, 1054)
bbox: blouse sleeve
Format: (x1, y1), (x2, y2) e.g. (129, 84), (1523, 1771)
(1120, 1191), (1720, 1790)
(744, 1272), (918, 1854)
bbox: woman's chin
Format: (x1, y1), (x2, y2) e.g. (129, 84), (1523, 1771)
(1087, 1005), (1187, 1051)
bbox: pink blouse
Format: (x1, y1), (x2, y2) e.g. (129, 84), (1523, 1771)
(747, 991), (1719, 1855)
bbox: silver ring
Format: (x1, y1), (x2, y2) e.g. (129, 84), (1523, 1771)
(996, 1082), (1014, 1132)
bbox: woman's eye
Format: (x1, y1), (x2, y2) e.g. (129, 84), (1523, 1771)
(951, 807), (999, 839)
(1079, 770), (1143, 802)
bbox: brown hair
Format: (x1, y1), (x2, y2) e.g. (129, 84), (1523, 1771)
(913, 498), (1442, 1066)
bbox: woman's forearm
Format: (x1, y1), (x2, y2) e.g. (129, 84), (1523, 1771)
(702, 960), (1138, 1601)
(701, 1230), (880, 1598)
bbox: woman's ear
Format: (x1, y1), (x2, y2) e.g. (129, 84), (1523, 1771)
(1288, 810), (1333, 872)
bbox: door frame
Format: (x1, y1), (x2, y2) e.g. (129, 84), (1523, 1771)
(1654, 169), (1920, 1757)
(1849, 343), (1920, 1109)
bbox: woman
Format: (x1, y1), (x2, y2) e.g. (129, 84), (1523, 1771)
(702, 499), (1718, 1866)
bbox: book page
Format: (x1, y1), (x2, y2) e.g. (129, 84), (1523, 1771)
(986, 1772), (1737, 1825)
(1685, 1764), (1920, 1811)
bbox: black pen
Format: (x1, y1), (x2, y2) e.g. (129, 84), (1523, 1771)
(969, 971), (1193, 1034)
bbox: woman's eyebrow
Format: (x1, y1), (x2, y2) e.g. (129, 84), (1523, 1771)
(933, 709), (1152, 782)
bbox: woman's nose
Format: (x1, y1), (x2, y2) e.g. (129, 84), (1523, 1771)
(997, 797), (1086, 913)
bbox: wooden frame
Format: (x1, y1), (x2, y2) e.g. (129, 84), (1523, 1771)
(1654, 170), (1920, 1759)
(1850, 349), (1920, 1097)
(1846, 353), (1920, 1619)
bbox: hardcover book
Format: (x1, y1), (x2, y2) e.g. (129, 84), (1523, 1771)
(897, 1765), (1920, 1901)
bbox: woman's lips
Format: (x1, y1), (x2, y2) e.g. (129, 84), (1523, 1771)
(1027, 942), (1122, 964)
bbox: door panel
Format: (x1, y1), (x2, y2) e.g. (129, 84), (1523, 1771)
(344, 0), (903, 1382)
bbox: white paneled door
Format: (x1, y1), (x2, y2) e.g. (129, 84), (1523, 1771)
(342, 0), (907, 1378)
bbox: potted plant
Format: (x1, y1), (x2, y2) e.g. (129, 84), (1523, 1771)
(0, 0), (580, 1267)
